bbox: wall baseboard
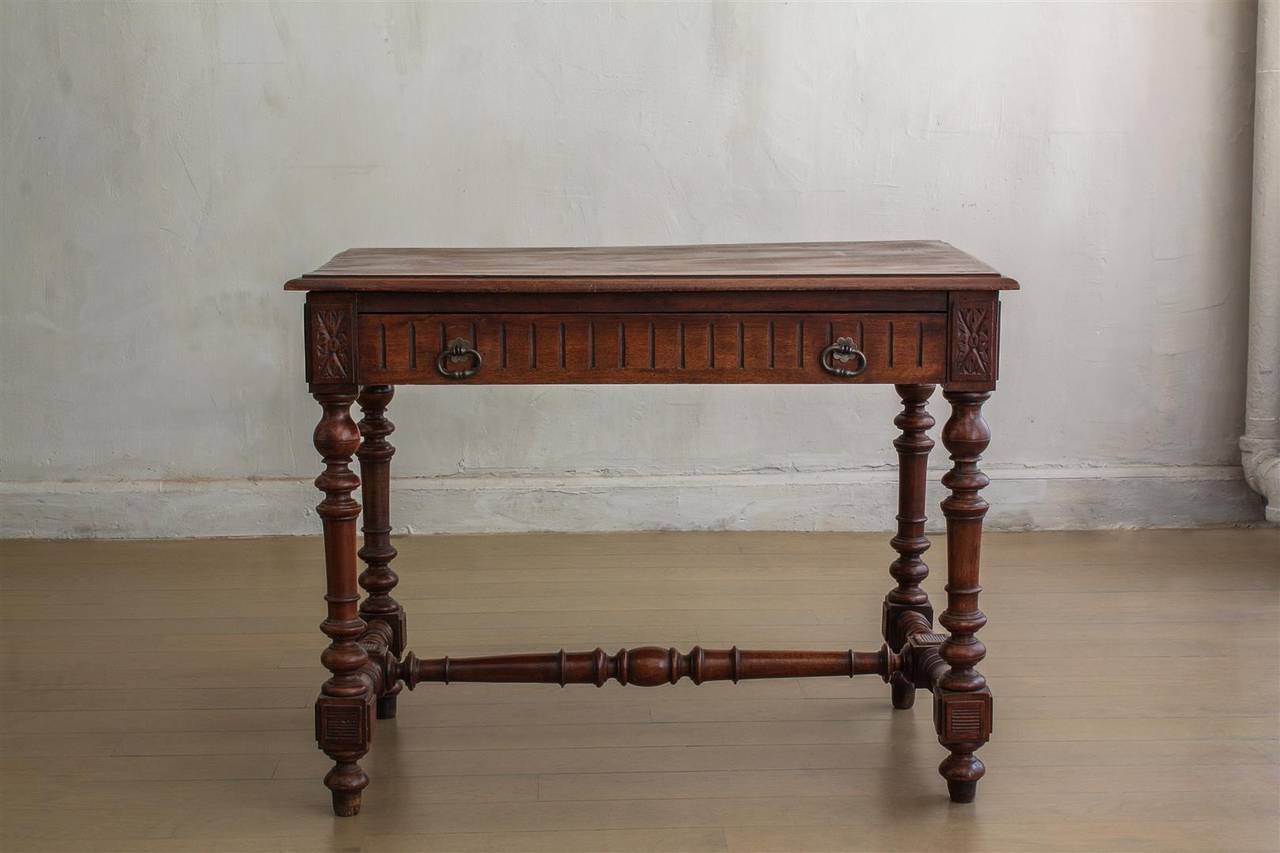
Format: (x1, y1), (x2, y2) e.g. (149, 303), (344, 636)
(0, 465), (1264, 539)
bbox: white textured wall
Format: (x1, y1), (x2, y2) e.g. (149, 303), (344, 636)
(0, 1), (1264, 537)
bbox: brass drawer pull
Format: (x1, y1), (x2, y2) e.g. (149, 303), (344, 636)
(436, 338), (482, 379)
(820, 336), (867, 378)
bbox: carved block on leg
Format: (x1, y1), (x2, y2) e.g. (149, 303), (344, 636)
(884, 602), (935, 708)
(891, 620), (944, 709)
(361, 609), (406, 719)
(882, 602), (935, 659)
(934, 686), (993, 803)
(361, 610), (407, 664)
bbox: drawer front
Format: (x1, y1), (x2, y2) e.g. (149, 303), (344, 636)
(356, 313), (946, 385)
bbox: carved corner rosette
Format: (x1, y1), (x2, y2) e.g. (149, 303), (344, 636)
(314, 308), (352, 380)
(949, 294), (999, 385)
(308, 297), (357, 384)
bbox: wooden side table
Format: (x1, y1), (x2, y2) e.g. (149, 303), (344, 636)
(286, 241), (1017, 816)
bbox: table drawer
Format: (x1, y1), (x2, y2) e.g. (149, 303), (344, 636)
(356, 313), (946, 385)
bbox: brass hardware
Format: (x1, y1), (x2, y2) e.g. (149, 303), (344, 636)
(436, 338), (482, 379)
(820, 336), (867, 378)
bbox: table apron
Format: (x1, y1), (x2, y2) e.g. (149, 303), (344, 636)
(354, 312), (948, 385)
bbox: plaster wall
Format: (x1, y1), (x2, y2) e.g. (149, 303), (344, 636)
(0, 1), (1263, 536)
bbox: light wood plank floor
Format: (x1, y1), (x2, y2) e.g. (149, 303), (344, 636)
(1, 530), (1277, 853)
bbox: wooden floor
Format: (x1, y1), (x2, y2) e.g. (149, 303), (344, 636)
(1, 529), (1277, 852)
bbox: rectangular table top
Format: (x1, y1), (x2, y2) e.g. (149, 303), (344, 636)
(286, 241), (1017, 293)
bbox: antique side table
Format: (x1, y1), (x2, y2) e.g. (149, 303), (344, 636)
(286, 241), (1017, 816)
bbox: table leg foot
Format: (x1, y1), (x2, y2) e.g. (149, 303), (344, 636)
(328, 778), (365, 818)
(890, 674), (916, 709)
(945, 773), (979, 804)
(942, 748), (984, 802)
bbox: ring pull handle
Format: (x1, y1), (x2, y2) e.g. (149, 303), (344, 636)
(820, 336), (868, 378)
(436, 338), (483, 380)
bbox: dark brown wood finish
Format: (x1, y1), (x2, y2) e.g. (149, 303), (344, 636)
(306, 293), (358, 387)
(883, 384), (936, 710)
(293, 240), (1004, 280)
(394, 646), (902, 689)
(357, 290), (949, 313)
(291, 241), (1014, 815)
(946, 292), (1001, 391)
(358, 312), (946, 385)
(936, 390), (994, 803)
(355, 385), (405, 720)
(310, 391), (373, 817)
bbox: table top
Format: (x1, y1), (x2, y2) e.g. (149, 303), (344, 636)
(286, 241), (1017, 292)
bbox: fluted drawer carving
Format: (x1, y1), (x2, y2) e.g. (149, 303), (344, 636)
(356, 313), (945, 384)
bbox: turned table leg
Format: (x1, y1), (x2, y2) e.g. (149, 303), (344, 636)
(882, 383), (936, 709)
(357, 385), (405, 720)
(312, 391), (374, 817)
(936, 389), (994, 803)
